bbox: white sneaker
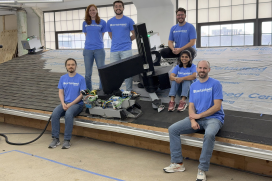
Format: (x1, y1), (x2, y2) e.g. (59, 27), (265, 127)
(196, 169), (206, 181)
(163, 163), (185, 173)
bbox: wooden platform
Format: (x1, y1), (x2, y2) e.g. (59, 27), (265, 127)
(1, 105), (271, 177)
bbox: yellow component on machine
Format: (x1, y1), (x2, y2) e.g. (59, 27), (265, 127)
(90, 90), (97, 95)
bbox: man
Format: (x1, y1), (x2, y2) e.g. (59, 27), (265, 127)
(163, 60), (224, 181)
(107, 0), (135, 91)
(160, 7), (197, 59)
(49, 58), (86, 149)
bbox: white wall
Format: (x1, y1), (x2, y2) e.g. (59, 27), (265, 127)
(26, 8), (40, 39)
(134, 0), (176, 45)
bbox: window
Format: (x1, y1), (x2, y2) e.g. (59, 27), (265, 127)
(197, 0), (256, 23)
(261, 21), (272, 45)
(44, 3), (137, 50)
(178, 0), (196, 28)
(57, 32), (85, 49)
(201, 23), (254, 47)
(44, 12), (55, 49)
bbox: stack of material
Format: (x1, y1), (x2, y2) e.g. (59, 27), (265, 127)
(0, 30), (18, 64)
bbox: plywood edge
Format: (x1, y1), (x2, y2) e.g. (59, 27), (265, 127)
(2, 106), (272, 151)
(2, 114), (272, 176)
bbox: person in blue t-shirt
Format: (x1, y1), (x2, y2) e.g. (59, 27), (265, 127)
(164, 60), (224, 181)
(106, 0), (135, 91)
(82, 4), (107, 91)
(168, 49), (197, 112)
(160, 8), (197, 60)
(49, 58), (86, 149)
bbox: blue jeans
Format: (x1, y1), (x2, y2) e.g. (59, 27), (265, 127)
(51, 103), (83, 141)
(168, 80), (193, 98)
(168, 117), (223, 171)
(110, 50), (133, 91)
(83, 48), (105, 91)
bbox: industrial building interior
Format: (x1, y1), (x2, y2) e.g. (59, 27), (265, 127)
(0, 0), (272, 181)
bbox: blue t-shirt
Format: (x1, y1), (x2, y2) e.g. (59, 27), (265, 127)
(169, 22), (197, 49)
(58, 73), (86, 105)
(172, 64), (196, 78)
(82, 19), (107, 50)
(107, 15), (135, 52)
(189, 77), (225, 123)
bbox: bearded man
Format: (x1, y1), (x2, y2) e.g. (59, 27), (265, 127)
(48, 58), (86, 149)
(106, 0), (135, 91)
(160, 7), (197, 60)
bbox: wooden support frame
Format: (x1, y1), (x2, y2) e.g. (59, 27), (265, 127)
(1, 106), (272, 176)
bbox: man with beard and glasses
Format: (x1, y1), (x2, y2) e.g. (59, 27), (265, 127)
(106, 0), (135, 91)
(160, 7), (197, 60)
(48, 58), (86, 149)
(163, 60), (224, 181)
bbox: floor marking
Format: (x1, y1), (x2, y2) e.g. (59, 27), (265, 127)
(0, 150), (125, 181)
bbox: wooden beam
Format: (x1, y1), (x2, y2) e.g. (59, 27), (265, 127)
(2, 113), (272, 176)
(3, 105), (272, 151)
(0, 105), (4, 123)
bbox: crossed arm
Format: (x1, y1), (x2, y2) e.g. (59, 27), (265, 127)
(189, 99), (222, 130)
(59, 89), (83, 111)
(169, 72), (197, 84)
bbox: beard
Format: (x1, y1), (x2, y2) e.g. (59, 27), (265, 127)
(198, 72), (208, 79)
(67, 68), (75, 73)
(115, 9), (123, 15)
(178, 18), (185, 24)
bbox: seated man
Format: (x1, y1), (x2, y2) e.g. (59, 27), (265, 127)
(164, 60), (224, 181)
(160, 7), (196, 60)
(168, 48), (196, 112)
(49, 58), (86, 149)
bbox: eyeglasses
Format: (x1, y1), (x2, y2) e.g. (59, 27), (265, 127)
(177, 14), (185, 17)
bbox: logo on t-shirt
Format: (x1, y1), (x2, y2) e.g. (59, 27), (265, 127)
(110, 24), (127, 27)
(178, 72), (191, 75)
(63, 82), (79, 86)
(173, 30), (187, 33)
(85, 24), (102, 27)
(193, 87), (212, 93)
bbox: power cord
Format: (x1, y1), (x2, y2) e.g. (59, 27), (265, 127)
(0, 116), (52, 145)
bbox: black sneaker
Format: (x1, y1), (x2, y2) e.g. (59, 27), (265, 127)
(48, 138), (60, 148)
(62, 140), (71, 149)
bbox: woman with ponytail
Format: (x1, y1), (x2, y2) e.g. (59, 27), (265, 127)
(82, 4), (107, 91)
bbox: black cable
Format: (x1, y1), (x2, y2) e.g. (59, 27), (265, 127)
(0, 116), (51, 145)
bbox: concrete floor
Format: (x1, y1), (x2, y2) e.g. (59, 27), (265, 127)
(0, 122), (271, 181)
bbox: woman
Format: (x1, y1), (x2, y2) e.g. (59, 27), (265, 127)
(83, 4), (107, 91)
(168, 48), (197, 112)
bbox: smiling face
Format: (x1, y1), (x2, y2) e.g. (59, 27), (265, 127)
(176, 11), (186, 24)
(89, 6), (98, 19)
(197, 61), (210, 79)
(180, 53), (191, 66)
(66, 60), (77, 73)
(114, 2), (124, 15)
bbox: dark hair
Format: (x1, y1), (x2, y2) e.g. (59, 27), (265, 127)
(65, 58), (77, 66)
(85, 4), (101, 25)
(178, 51), (192, 68)
(176, 7), (186, 15)
(113, 0), (124, 8)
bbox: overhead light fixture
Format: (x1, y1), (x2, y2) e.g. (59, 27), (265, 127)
(0, 0), (64, 3)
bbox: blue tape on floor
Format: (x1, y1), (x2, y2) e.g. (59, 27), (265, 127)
(1, 150), (125, 181)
